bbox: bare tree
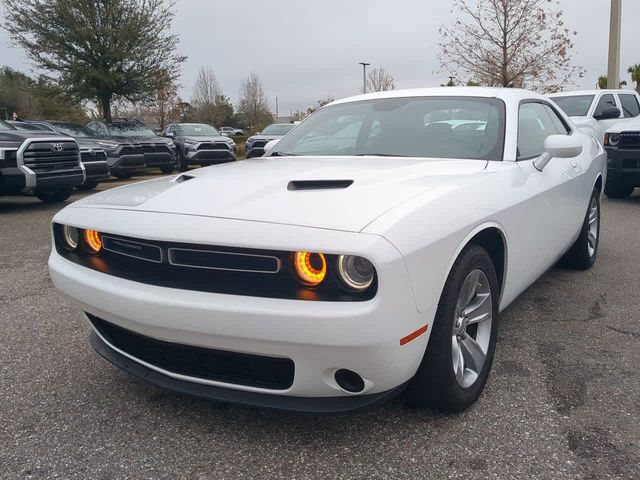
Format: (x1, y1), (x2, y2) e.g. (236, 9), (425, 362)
(439, 0), (584, 93)
(237, 72), (272, 128)
(143, 70), (180, 129)
(366, 67), (395, 92)
(191, 66), (221, 125)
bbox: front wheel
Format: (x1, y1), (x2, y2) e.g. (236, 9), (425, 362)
(561, 188), (600, 270)
(405, 245), (499, 412)
(36, 187), (73, 203)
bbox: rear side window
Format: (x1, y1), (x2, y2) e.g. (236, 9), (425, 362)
(593, 94), (618, 117)
(619, 94), (640, 118)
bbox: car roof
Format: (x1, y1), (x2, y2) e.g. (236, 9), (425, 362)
(548, 89), (637, 97)
(328, 86), (548, 106)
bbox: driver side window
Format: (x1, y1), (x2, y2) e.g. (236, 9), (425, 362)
(593, 94), (617, 118)
(517, 102), (566, 160)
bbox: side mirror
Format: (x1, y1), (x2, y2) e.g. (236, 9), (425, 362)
(534, 135), (583, 171)
(165, 131), (174, 138)
(594, 107), (621, 120)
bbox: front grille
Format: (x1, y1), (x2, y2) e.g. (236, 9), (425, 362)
(623, 159), (640, 169)
(120, 146), (143, 155)
(619, 132), (640, 149)
(89, 315), (295, 390)
(22, 140), (80, 174)
(197, 142), (230, 151)
(141, 144), (170, 154)
(250, 141), (267, 149)
(80, 150), (108, 163)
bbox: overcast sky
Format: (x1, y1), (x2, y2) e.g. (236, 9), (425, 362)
(1, 0), (639, 116)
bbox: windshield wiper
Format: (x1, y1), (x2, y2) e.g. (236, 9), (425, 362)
(269, 151), (298, 157)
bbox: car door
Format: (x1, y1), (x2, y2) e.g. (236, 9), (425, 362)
(516, 101), (583, 270)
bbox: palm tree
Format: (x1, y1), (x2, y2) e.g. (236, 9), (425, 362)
(628, 65), (640, 93)
(597, 75), (608, 89)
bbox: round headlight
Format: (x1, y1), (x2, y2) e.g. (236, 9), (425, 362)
(84, 229), (103, 254)
(609, 133), (620, 146)
(62, 225), (79, 250)
(293, 252), (327, 286)
(337, 255), (375, 292)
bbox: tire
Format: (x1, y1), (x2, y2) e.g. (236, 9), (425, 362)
(561, 188), (600, 270)
(113, 172), (132, 179)
(77, 181), (98, 191)
(160, 165), (175, 174)
(604, 182), (634, 199)
(405, 245), (499, 412)
(36, 187), (73, 203)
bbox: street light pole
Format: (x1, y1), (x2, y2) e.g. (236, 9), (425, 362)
(359, 62), (370, 94)
(607, 0), (622, 89)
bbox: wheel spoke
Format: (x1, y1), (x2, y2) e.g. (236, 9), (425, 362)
(453, 338), (465, 385)
(464, 292), (492, 324)
(458, 270), (480, 309)
(460, 335), (486, 374)
(588, 232), (597, 249)
(589, 208), (597, 225)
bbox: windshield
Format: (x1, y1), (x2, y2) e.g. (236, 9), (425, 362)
(0, 119), (16, 130)
(270, 97), (505, 160)
(109, 122), (155, 137)
(261, 124), (295, 136)
(551, 95), (595, 117)
(177, 124), (220, 136)
(8, 121), (41, 131)
(52, 122), (95, 137)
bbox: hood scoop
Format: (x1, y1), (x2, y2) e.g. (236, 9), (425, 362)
(287, 179), (354, 191)
(175, 174), (196, 183)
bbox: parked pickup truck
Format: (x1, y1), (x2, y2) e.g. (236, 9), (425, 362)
(0, 119), (84, 202)
(603, 118), (640, 198)
(549, 90), (640, 144)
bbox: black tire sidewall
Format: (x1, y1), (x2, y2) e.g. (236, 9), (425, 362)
(406, 245), (499, 412)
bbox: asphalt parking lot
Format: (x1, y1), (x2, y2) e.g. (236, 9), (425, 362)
(1, 178), (639, 480)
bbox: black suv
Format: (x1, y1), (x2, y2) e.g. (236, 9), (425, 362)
(86, 119), (176, 175)
(16, 120), (110, 190)
(163, 123), (236, 171)
(0, 119), (85, 202)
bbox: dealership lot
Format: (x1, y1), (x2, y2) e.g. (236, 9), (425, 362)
(1, 180), (639, 480)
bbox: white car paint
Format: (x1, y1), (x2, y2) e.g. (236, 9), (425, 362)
(48, 87), (605, 409)
(549, 89), (640, 143)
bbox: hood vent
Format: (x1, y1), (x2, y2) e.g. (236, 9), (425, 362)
(288, 180), (354, 191)
(175, 174), (196, 183)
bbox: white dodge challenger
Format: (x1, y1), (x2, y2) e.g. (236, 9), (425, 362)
(49, 88), (605, 413)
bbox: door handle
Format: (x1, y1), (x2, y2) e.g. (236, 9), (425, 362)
(570, 159), (578, 168)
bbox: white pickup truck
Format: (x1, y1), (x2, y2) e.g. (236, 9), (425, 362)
(549, 90), (640, 144)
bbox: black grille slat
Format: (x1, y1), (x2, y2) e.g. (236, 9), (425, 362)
(251, 141), (267, 149)
(619, 132), (640, 149)
(89, 315), (295, 390)
(22, 141), (79, 171)
(141, 145), (170, 154)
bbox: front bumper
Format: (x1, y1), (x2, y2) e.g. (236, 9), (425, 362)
(108, 153), (145, 173)
(144, 152), (176, 168)
(606, 146), (640, 187)
(0, 167), (26, 195)
(83, 161), (110, 183)
(246, 147), (265, 158)
(48, 210), (435, 408)
(185, 148), (235, 165)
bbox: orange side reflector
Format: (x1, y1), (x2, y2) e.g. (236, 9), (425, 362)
(400, 325), (429, 346)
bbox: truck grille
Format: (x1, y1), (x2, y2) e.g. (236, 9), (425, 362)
(120, 146), (143, 155)
(22, 140), (80, 175)
(619, 132), (640, 149)
(197, 142), (230, 151)
(251, 141), (267, 149)
(88, 314), (295, 390)
(80, 150), (108, 163)
(141, 144), (171, 154)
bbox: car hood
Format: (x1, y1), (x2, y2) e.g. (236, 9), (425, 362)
(109, 135), (171, 145)
(74, 156), (488, 232)
(607, 117), (640, 133)
(248, 134), (284, 142)
(0, 130), (61, 142)
(74, 138), (105, 150)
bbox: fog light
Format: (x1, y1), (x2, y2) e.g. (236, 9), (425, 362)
(62, 225), (79, 250)
(293, 252), (327, 286)
(335, 369), (365, 393)
(337, 255), (375, 292)
(84, 229), (102, 254)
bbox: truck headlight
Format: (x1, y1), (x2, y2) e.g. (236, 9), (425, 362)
(608, 133), (620, 146)
(337, 255), (375, 292)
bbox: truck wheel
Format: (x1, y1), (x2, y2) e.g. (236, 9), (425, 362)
(113, 172), (132, 179)
(36, 187), (73, 203)
(604, 183), (634, 199)
(77, 181), (98, 191)
(561, 188), (600, 270)
(405, 245), (499, 412)
(160, 165), (175, 174)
